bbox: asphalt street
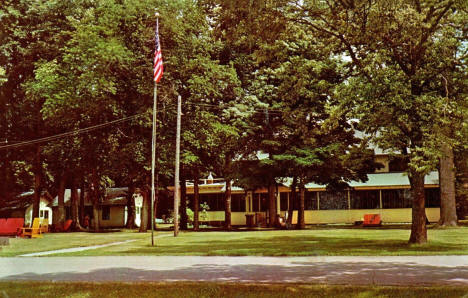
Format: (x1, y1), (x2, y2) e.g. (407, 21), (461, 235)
(1, 256), (468, 286)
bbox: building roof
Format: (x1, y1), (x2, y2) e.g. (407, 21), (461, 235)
(179, 171), (439, 193)
(50, 187), (130, 207)
(0, 191), (52, 213)
(301, 171), (439, 190)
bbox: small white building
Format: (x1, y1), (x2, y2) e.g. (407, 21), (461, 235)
(50, 188), (143, 228)
(22, 191), (53, 226)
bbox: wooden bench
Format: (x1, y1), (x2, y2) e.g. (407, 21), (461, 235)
(22, 218), (42, 238)
(363, 214), (382, 227)
(0, 218), (24, 236)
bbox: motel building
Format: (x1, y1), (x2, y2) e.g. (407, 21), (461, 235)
(182, 154), (441, 226)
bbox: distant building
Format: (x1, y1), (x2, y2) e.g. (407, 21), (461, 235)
(0, 191), (53, 226)
(49, 188), (143, 228)
(177, 153), (440, 226)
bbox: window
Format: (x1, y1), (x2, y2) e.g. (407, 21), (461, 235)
(231, 194), (246, 212)
(43, 210), (49, 219)
(381, 189), (412, 208)
(305, 191), (318, 210)
(187, 194), (194, 210)
(351, 190), (380, 209)
(289, 191), (318, 210)
(260, 193), (268, 211)
(252, 194), (259, 212)
(251, 193), (269, 212)
(319, 191), (348, 210)
(102, 206), (111, 220)
(199, 193), (223, 211)
(280, 192), (288, 211)
(425, 188), (440, 207)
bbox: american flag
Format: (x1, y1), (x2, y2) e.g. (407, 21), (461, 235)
(153, 20), (163, 83)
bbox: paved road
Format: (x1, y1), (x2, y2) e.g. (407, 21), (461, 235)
(1, 256), (468, 286)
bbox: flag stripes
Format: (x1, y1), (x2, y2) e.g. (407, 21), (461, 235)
(154, 20), (163, 83)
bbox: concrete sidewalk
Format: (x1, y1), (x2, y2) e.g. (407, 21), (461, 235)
(1, 256), (468, 286)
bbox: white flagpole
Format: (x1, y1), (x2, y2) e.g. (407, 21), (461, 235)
(150, 14), (159, 246)
(151, 83), (157, 246)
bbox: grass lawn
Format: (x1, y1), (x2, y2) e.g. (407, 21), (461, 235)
(1, 224), (467, 257)
(0, 230), (165, 257)
(0, 282), (467, 298)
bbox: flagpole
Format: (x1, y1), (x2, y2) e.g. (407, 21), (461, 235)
(150, 13), (160, 247)
(151, 82), (157, 246)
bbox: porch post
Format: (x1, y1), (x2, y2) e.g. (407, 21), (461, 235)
(317, 192), (320, 210)
(379, 190), (383, 209)
(276, 191), (281, 215)
(347, 190), (351, 210)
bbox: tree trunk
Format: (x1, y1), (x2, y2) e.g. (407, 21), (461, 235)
(92, 203), (100, 232)
(287, 176), (297, 226)
(180, 175), (188, 230)
(70, 177), (83, 230)
(90, 170), (100, 232)
(268, 182), (277, 227)
(297, 185), (305, 229)
(126, 182), (136, 229)
(224, 178), (232, 230)
(32, 144), (42, 219)
(409, 171), (427, 244)
(79, 179), (85, 224)
(56, 172), (66, 226)
(438, 143), (458, 226)
(193, 170), (200, 231)
(139, 186), (149, 232)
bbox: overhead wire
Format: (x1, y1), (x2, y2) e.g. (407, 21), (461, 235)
(0, 101), (290, 150)
(0, 113), (145, 150)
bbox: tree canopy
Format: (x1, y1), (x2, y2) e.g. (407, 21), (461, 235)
(0, 0), (467, 241)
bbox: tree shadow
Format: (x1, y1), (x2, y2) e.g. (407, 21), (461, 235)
(138, 234), (468, 256)
(3, 261), (468, 286)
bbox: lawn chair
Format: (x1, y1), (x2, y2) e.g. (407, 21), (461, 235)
(40, 218), (49, 233)
(54, 219), (73, 232)
(22, 218), (42, 238)
(63, 219), (73, 232)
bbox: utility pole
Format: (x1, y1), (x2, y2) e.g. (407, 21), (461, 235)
(174, 95), (181, 237)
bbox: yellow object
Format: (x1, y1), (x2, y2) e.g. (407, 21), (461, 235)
(40, 218), (49, 233)
(22, 218), (42, 238)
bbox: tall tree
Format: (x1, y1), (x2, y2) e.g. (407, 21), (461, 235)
(292, 0), (467, 243)
(0, 0), (75, 218)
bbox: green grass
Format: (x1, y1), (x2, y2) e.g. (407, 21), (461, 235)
(0, 230), (165, 257)
(2, 225), (467, 257)
(0, 282), (467, 298)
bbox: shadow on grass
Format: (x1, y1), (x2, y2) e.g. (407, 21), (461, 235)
(120, 233), (468, 256)
(2, 261), (468, 286)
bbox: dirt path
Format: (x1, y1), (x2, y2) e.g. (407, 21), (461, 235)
(1, 256), (468, 286)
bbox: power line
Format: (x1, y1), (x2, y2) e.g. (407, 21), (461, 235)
(0, 103), (289, 150)
(0, 113), (144, 150)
